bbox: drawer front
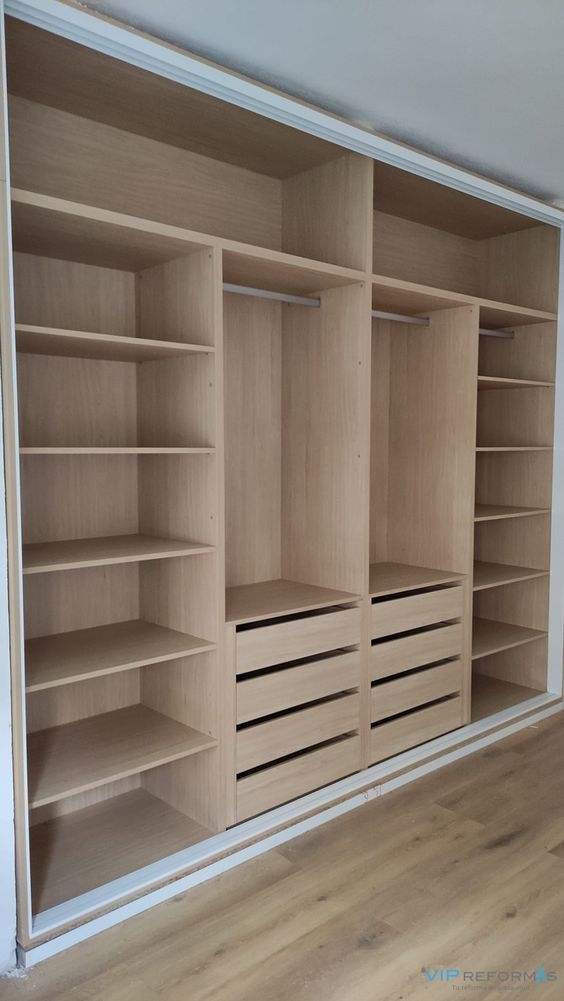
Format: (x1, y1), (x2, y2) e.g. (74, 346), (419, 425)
(237, 650), (359, 724)
(237, 735), (361, 821)
(371, 586), (463, 640)
(237, 605), (361, 674)
(370, 622), (462, 681)
(370, 696), (462, 764)
(237, 692), (359, 772)
(371, 660), (461, 723)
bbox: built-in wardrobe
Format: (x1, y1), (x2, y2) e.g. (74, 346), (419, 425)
(1, 14), (560, 955)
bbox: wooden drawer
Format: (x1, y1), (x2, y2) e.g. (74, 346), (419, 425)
(237, 734), (361, 821)
(370, 696), (462, 764)
(236, 605), (361, 674)
(370, 622), (462, 681)
(237, 692), (359, 772)
(237, 650), (359, 724)
(371, 660), (461, 723)
(371, 585), (462, 640)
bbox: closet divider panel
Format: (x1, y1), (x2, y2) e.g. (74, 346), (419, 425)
(281, 282), (372, 596)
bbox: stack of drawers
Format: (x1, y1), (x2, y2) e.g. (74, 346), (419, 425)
(369, 584), (464, 763)
(235, 604), (362, 821)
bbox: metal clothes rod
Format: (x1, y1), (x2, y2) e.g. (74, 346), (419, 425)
(223, 286), (515, 339)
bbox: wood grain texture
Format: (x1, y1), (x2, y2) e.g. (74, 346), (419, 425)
(472, 617), (547, 659)
(236, 607), (361, 674)
(226, 579), (359, 624)
(27, 705), (217, 807)
(370, 623), (462, 681)
(237, 651), (360, 724)
(282, 284), (371, 595)
(223, 294), (282, 587)
(482, 224), (560, 313)
(283, 153), (373, 270)
(15, 324), (214, 361)
(370, 696), (463, 764)
(371, 586), (463, 639)
(9, 97), (282, 250)
(371, 660), (461, 723)
(369, 562), (464, 597)
(23, 534), (214, 575)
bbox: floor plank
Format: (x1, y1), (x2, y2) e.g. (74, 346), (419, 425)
(3, 712), (564, 1001)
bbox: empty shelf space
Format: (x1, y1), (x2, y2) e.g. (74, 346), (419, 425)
(474, 504), (550, 522)
(476, 446), (552, 453)
(30, 788), (212, 914)
(25, 619), (215, 692)
(223, 246), (364, 298)
(473, 562), (548, 592)
(226, 578), (359, 624)
(471, 674), (543, 722)
(22, 534), (215, 574)
(369, 562), (464, 597)
(11, 188), (213, 272)
(472, 617), (547, 660)
(20, 447), (214, 455)
(27, 705), (216, 808)
(15, 324), (215, 361)
(370, 274), (557, 327)
(478, 375), (554, 391)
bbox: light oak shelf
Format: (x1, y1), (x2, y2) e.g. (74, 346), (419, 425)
(472, 617), (547, 660)
(478, 375), (554, 391)
(22, 534), (215, 574)
(30, 788), (212, 914)
(20, 447), (214, 455)
(371, 273), (557, 327)
(474, 504), (551, 522)
(222, 246), (365, 297)
(27, 705), (217, 808)
(15, 324), (215, 361)
(369, 562), (464, 598)
(25, 619), (215, 692)
(471, 674), (543, 722)
(226, 578), (359, 625)
(473, 561), (548, 592)
(476, 446), (552, 453)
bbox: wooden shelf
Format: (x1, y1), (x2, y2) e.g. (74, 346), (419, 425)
(369, 562), (464, 597)
(22, 534), (214, 574)
(222, 246), (365, 298)
(473, 562), (548, 592)
(226, 578), (359, 625)
(471, 674), (543, 722)
(472, 617), (547, 660)
(478, 375), (554, 391)
(25, 619), (215, 692)
(30, 788), (212, 914)
(15, 324), (215, 362)
(27, 704), (216, 808)
(476, 446), (552, 452)
(371, 273), (557, 327)
(20, 447), (214, 455)
(474, 504), (550, 522)
(11, 188), (213, 272)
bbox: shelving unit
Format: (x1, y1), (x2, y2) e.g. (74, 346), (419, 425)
(1, 13), (560, 953)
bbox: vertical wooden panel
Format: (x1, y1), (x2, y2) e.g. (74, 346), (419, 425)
(282, 282), (371, 595)
(136, 249), (218, 345)
(223, 293), (282, 587)
(369, 320), (391, 563)
(482, 225), (560, 313)
(387, 305), (479, 573)
(283, 153), (373, 271)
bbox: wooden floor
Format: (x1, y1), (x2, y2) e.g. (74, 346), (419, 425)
(5, 711), (564, 1000)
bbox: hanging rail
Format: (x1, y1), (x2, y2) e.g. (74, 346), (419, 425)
(223, 283), (514, 337)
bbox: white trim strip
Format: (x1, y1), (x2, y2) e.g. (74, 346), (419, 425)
(5, 0), (564, 227)
(21, 697), (563, 968)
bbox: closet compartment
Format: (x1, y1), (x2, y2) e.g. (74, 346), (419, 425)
(370, 696), (463, 764)
(7, 17), (373, 272)
(372, 162), (560, 313)
(224, 271), (368, 623)
(236, 606), (361, 673)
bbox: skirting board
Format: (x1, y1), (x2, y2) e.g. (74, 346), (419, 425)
(18, 693), (563, 969)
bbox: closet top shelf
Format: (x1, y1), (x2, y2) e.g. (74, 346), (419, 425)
(371, 273), (557, 328)
(226, 578), (359, 624)
(15, 324), (215, 361)
(477, 375), (555, 390)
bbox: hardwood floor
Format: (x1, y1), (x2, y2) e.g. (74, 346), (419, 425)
(4, 711), (564, 1000)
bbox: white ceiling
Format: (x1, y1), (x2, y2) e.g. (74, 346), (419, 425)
(85, 0), (564, 204)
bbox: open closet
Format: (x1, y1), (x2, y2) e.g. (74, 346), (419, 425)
(0, 12), (560, 957)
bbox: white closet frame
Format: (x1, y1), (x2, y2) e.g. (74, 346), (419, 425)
(0, 0), (562, 970)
